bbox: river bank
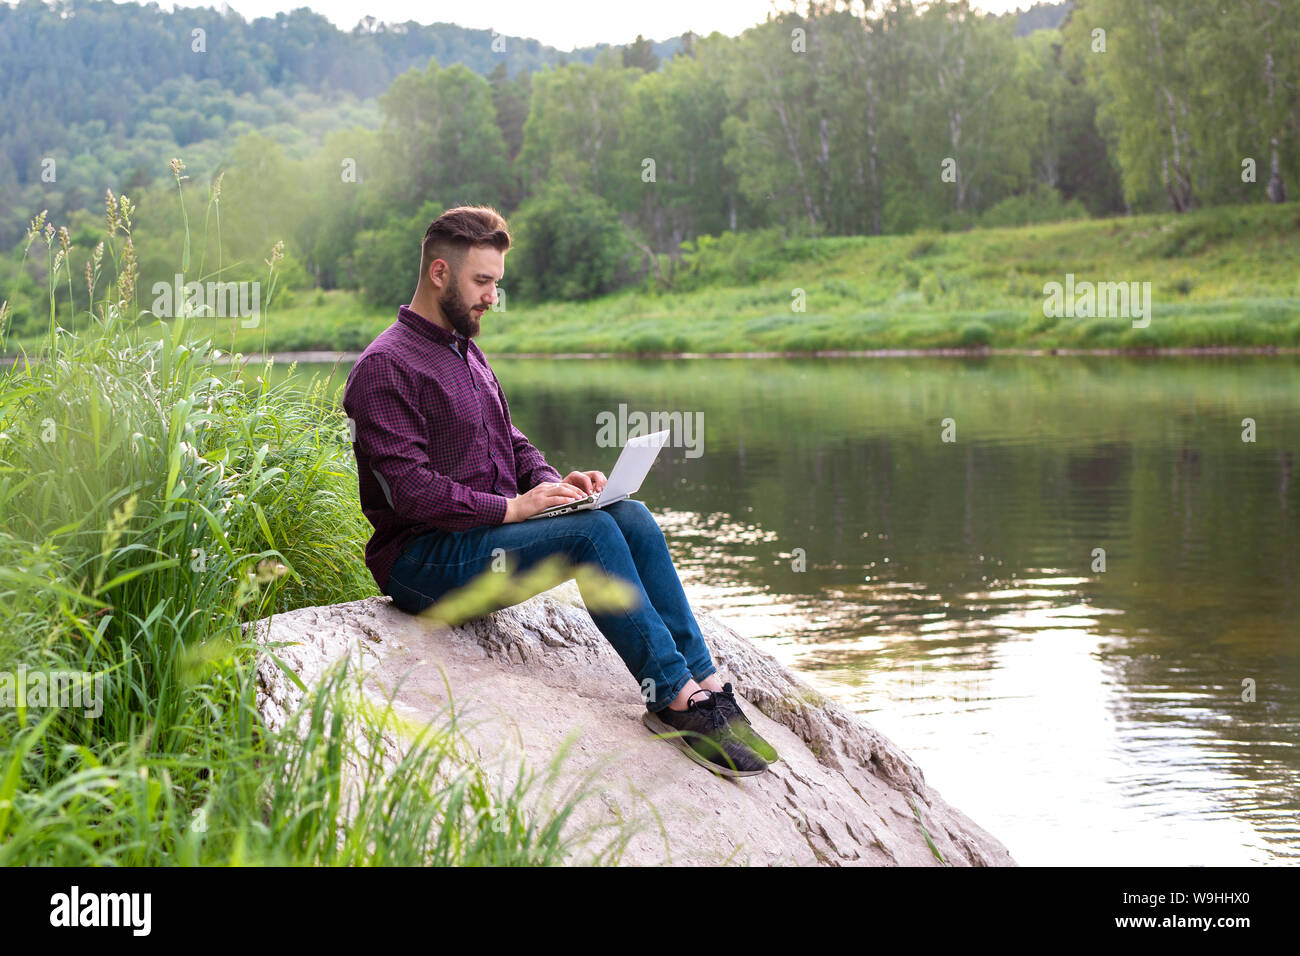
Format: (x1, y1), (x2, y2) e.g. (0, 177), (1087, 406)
(9, 344), (1300, 369)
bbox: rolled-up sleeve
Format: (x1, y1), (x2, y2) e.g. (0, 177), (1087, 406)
(493, 372), (562, 492)
(346, 353), (508, 530)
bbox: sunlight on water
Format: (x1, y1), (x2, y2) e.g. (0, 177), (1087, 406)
(672, 541), (1293, 865)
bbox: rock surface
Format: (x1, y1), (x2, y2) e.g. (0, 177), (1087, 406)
(252, 583), (1016, 866)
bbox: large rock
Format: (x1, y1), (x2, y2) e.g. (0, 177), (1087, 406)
(252, 583), (1015, 866)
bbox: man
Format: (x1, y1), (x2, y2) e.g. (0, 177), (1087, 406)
(342, 204), (777, 777)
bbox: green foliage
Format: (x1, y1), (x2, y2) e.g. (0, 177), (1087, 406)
(908, 236), (944, 259)
(4, 0), (1296, 319)
(375, 63), (511, 212)
(81, 202), (1297, 357)
(1069, 0), (1300, 213)
(1142, 209), (1255, 259)
(674, 227), (825, 292)
(958, 321), (993, 347)
(508, 185), (634, 302)
(354, 201), (444, 308)
(920, 273), (944, 304)
(978, 184), (1089, 228)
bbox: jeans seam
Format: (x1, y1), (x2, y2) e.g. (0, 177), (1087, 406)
(574, 525), (689, 696)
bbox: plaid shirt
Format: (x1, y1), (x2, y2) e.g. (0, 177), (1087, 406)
(342, 304), (562, 593)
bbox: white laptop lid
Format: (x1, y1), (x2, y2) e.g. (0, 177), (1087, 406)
(596, 429), (670, 506)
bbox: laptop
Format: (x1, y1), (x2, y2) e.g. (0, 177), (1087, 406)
(526, 429), (670, 520)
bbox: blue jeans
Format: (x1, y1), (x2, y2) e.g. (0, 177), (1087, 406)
(384, 499), (716, 713)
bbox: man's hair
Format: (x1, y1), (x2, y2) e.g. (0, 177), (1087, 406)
(419, 205), (512, 284)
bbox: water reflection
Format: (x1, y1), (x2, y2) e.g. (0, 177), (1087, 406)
(270, 355), (1300, 865)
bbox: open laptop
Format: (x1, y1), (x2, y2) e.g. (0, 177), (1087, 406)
(527, 429), (670, 520)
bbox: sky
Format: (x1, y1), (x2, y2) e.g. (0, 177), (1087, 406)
(160, 0), (1039, 51)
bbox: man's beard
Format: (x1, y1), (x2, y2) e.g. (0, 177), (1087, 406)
(439, 283), (481, 339)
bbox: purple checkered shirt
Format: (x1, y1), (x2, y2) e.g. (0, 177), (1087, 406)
(342, 304), (562, 593)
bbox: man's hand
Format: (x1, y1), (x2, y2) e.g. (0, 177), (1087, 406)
(504, 481), (590, 523)
(560, 470), (607, 495)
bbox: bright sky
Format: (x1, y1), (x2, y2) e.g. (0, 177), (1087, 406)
(161, 0), (1038, 50)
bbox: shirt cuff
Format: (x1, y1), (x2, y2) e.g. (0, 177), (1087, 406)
(482, 492), (510, 525)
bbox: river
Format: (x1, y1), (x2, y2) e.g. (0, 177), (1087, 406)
(267, 354), (1299, 866)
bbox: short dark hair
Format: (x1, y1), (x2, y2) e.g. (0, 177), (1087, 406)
(419, 205), (512, 284)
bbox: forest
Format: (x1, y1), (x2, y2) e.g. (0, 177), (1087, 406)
(1, 0), (1296, 338)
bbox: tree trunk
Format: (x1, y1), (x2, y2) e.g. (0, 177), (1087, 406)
(761, 57), (819, 230)
(1146, 0), (1195, 211)
(1264, 49), (1288, 203)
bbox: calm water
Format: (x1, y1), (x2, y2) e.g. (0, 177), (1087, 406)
(273, 355), (1299, 866)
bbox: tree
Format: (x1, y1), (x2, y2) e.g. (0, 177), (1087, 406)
(1183, 0), (1299, 205)
(612, 43), (740, 254)
(354, 200), (443, 307)
(375, 60), (512, 211)
(515, 62), (640, 201)
(1072, 0), (1199, 212)
(507, 183), (634, 302)
(622, 34), (660, 72)
(897, 0), (1040, 220)
(721, 15), (825, 233)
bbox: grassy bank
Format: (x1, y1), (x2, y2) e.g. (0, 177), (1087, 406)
(9, 202), (1289, 358)
(502, 203), (1300, 353)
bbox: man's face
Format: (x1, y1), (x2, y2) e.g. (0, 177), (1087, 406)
(437, 245), (503, 339)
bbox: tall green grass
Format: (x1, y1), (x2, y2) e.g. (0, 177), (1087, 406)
(0, 185), (636, 865)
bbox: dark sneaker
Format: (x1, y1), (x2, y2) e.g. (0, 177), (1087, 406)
(712, 682), (780, 763)
(642, 690), (768, 777)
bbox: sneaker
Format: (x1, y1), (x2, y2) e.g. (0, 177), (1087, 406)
(642, 690), (768, 778)
(712, 682), (780, 763)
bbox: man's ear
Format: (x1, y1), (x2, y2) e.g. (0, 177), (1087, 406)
(429, 257), (457, 291)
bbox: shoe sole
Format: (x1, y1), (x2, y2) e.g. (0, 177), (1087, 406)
(642, 711), (767, 778)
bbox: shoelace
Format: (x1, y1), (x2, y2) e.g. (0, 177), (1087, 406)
(688, 691), (729, 733)
(715, 686), (744, 723)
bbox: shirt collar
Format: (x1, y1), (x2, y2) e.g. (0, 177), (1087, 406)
(398, 304), (469, 354)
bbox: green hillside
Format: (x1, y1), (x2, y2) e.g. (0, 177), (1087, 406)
(73, 202), (1297, 358)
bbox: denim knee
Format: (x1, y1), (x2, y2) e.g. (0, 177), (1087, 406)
(569, 507), (623, 548)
